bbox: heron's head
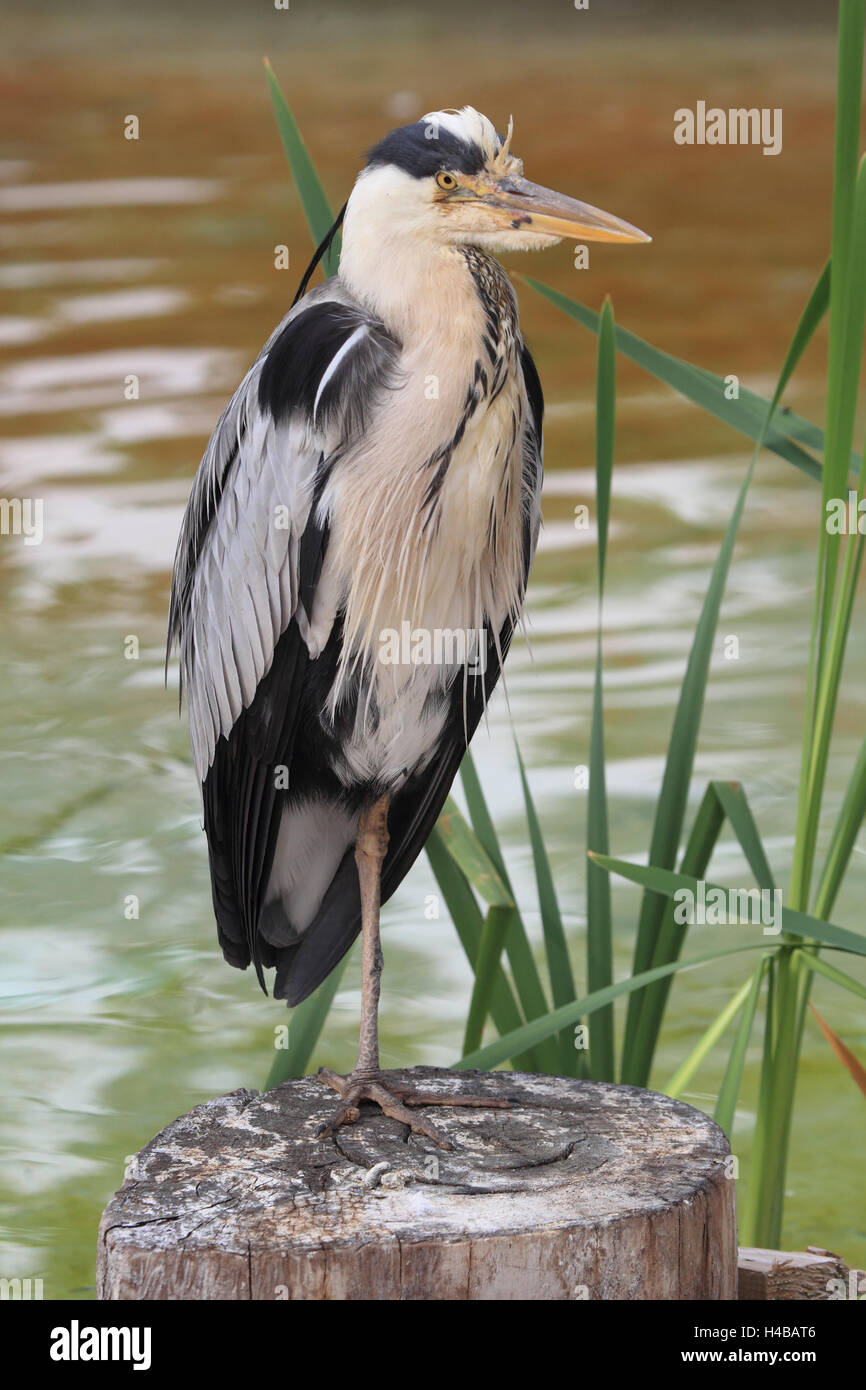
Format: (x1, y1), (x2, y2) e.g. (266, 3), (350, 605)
(348, 106), (650, 255)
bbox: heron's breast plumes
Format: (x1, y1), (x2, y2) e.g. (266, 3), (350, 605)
(315, 324), (527, 727)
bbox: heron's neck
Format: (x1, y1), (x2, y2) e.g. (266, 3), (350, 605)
(338, 218), (483, 350)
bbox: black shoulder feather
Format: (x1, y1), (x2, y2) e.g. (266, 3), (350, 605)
(258, 301), (401, 437)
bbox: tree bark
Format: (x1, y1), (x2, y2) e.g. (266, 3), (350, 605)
(738, 1246), (863, 1300)
(98, 1068), (737, 1300)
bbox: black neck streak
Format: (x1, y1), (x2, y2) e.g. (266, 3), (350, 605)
(420, 249), (520, 530)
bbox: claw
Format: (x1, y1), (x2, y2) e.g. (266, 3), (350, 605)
(316, 1068), (507, 1150)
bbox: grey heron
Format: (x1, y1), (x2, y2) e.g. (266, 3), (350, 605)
(168, 106), (649, 1145)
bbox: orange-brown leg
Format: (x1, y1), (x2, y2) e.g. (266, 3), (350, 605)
(316, 792), (508, 1149)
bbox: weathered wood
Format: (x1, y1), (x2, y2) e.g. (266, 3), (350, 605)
(738, 1245), (864, 1301)
(98, 1068), (737, 1301)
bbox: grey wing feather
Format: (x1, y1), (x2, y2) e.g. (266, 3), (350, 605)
(167, 282), (358, 783)
(170, 403), (319, 782)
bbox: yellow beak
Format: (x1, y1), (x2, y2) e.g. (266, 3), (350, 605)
(472, 175), (651, 244)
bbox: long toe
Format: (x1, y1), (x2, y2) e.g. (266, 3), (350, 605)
(316, 1069), (459, 1148)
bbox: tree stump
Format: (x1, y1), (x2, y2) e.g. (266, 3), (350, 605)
(97, 1068), (737, 1300)
(738, 1246), (863, 1300)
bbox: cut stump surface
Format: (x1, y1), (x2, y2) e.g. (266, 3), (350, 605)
(98, 1068), (737, 1300)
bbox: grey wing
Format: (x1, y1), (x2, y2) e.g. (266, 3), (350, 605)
(167, 281), (402, 986)
(168, 387), (319, 785)
(167, 279), (366, 782)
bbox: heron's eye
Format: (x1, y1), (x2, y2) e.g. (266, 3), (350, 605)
(436, 171), (458, 191)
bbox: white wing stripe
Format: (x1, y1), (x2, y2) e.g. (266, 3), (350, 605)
(312, 324), (368, 423)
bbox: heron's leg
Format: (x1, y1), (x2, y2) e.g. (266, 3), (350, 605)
(317, 792), (450, 1147)
(353, 790), (389, 1077)
(317, 793), (509, 1151)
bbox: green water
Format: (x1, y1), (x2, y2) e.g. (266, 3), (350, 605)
(1, 11), (864, 1296)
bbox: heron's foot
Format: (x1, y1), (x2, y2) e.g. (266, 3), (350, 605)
(316, 1067), (510, 1150)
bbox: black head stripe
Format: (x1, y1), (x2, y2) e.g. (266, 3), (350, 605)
(365, 120), (486, 179)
